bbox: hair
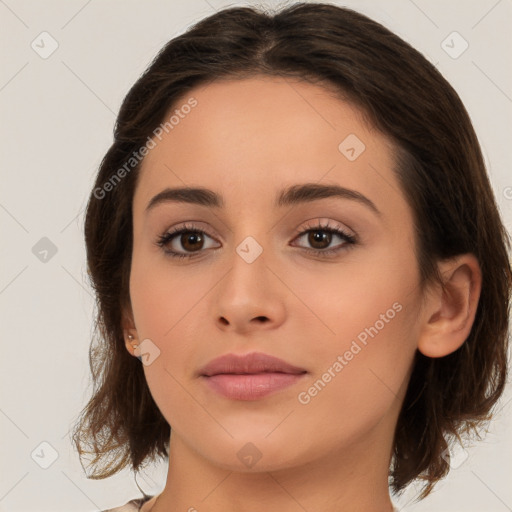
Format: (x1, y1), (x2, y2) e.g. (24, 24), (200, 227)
(71, 1), (512, 500)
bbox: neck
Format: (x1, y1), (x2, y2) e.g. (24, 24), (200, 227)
(148, 423), (396, 512)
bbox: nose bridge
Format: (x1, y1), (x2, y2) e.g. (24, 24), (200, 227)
(226, 205), (271, 270)
(211, 224), (286, 331)
(226, 197), (294, 282)
(225, 230), (269, 296)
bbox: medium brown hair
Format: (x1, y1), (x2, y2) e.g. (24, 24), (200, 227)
(71, 2), (512, 499)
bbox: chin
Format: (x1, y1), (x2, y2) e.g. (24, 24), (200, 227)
(188, 430), (314, 473)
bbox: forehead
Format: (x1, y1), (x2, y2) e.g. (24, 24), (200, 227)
(133, 75), (399, 216)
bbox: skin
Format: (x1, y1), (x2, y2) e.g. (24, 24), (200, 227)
(122, 76), (481, 512)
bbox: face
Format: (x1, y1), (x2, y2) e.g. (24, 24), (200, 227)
(128, 76), (424, 472)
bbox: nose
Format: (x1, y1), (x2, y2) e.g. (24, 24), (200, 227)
(212, 242), (286, 334)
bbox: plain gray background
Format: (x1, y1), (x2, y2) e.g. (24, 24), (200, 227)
(1, 0), (511, 511)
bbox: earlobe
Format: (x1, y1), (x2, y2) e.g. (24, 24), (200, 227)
(125, 333), (141, 358)
(122, 310), (140, 357)
(417, 254), (482, 358)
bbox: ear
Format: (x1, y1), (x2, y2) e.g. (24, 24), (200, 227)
(121, 306), (139, 357)
(417, 253), (482, 358)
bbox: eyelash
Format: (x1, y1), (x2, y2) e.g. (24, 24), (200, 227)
(155, 221), (357, 260)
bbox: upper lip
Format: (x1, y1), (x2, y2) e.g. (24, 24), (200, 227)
(199, 352), (307, 377)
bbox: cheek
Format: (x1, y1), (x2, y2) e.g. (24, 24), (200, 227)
(297, 244), (418, 356)
(294, 300), (417, 452)
(129, 252), (222, 422)
(129, 250), (212, 340)
(128, 258), (198, 427)
(293, 247), (419, 419)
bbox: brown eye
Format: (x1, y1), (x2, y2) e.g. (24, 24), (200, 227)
(155, 224), (220, 259)
(307, 230), (333, 250)
(179, 231), (205, 252)
(292, 223), (357, 257)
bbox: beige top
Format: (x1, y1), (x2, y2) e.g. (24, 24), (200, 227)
(102, 495), (154, 511)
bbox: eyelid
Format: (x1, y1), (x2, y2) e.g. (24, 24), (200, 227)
(292, 218), (355, 237)
(164, 221), (219, 240)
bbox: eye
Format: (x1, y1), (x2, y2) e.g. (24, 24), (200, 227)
(155, 223), (220, 259)
(291, 220), (357, 258)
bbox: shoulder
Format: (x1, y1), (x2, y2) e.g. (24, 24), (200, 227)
(102, 496), (153, 512)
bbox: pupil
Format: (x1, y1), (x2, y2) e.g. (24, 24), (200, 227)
(309, 231), (331, 249)
(182, 232), (203, 251)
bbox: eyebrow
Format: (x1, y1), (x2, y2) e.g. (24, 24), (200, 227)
(145, 183), (381, 216)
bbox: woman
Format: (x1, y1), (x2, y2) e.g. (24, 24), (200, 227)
(72, 3), (511, 511)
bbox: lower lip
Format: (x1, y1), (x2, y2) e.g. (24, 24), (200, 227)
(201, 372), (306, 400)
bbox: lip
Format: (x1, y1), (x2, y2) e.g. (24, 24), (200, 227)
(198, 352), (307, 401)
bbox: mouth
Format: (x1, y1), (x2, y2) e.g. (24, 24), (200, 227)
(198, 351), (307, 400)
(199, 351), (307, 376)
